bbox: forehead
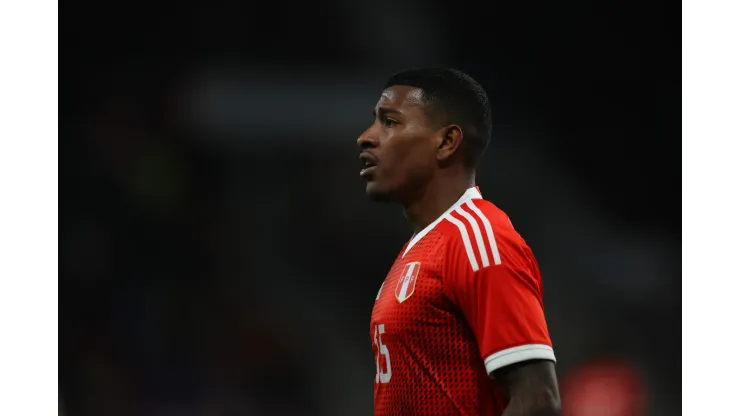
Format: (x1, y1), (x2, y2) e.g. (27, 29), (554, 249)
(376, 85), (427, 112)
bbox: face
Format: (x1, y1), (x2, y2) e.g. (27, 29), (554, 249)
(357, 86), (441, 204)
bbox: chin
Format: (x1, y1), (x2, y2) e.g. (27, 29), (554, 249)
(365, 182), (396, 203)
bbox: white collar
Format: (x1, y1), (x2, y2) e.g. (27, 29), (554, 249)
(402, 187), (482, 257)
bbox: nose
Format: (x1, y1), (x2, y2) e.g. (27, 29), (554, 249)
(357, 130), (378, 150)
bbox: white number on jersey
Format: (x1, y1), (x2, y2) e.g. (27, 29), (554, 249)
(374, 323), (392, 383)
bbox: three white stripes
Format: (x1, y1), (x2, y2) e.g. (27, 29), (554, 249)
(465, 201), (502, 266)
(445, 201), (501, 272)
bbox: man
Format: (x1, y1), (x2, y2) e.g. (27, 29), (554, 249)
(359, 68), (561, 416)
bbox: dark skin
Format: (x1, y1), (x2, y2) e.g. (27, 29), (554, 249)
(358, 85), (473, 234)
(495, 360), (561, 416)
(357, 85), (561, 415)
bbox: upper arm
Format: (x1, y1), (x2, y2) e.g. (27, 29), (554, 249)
(495, 359), (561, 415)
(443, 224), (556, 374)
(441, 205), (560, 414)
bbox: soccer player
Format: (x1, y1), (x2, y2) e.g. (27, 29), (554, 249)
(359, 68), (561, 416)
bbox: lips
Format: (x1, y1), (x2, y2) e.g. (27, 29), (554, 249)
(359, 152), (378, 177)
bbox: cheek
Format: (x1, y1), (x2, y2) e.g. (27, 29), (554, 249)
(391, 133), (427, 159)
(392, 140), (434, 179)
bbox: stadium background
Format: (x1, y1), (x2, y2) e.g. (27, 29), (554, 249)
(60, 0), (679, 414)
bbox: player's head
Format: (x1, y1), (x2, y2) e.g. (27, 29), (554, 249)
(357, 68), (492, 204)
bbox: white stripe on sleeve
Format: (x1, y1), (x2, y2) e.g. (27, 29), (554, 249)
(454, 207), (490, 268)
(465, 200), (501, 265)
(445, 214), (480, 272)
(484, 344), (556, 375)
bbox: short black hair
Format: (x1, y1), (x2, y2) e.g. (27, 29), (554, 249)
(385, 68), (492, 168)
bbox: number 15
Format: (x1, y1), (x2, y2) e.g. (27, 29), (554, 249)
(374, 324), (392, 383)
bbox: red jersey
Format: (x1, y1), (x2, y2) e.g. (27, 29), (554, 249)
(370, 187), (556, 416)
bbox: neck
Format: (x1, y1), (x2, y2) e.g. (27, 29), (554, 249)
(404, 173), (475, 235)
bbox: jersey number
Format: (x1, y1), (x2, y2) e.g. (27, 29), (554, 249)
(374, 324), (392, 383)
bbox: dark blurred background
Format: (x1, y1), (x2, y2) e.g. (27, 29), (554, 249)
(60, 0), (679, 415)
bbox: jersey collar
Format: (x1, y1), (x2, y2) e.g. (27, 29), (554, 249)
(402, 186), (483, 257)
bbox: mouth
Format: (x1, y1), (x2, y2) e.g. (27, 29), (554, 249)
(360, 165), (377, 177)
(359, 152), (378, 178)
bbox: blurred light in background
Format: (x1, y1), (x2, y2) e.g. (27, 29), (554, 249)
(562, 358), (647, 416)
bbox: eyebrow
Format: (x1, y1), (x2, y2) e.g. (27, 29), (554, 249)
(372, 107), (403, 118)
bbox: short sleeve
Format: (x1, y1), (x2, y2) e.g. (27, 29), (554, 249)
(443, 232), (556, 376)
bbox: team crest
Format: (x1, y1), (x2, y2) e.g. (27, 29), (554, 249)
(395, 262), (421, 303)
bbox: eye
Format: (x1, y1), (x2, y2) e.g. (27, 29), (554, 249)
(383, 117), (398, 127)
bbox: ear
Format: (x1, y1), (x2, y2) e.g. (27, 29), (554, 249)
(436, 124), (463, 163)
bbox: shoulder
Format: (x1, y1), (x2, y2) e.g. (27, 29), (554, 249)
(436, 199), (533, 273)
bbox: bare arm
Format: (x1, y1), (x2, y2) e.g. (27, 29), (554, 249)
(495, 359), (561, 416)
